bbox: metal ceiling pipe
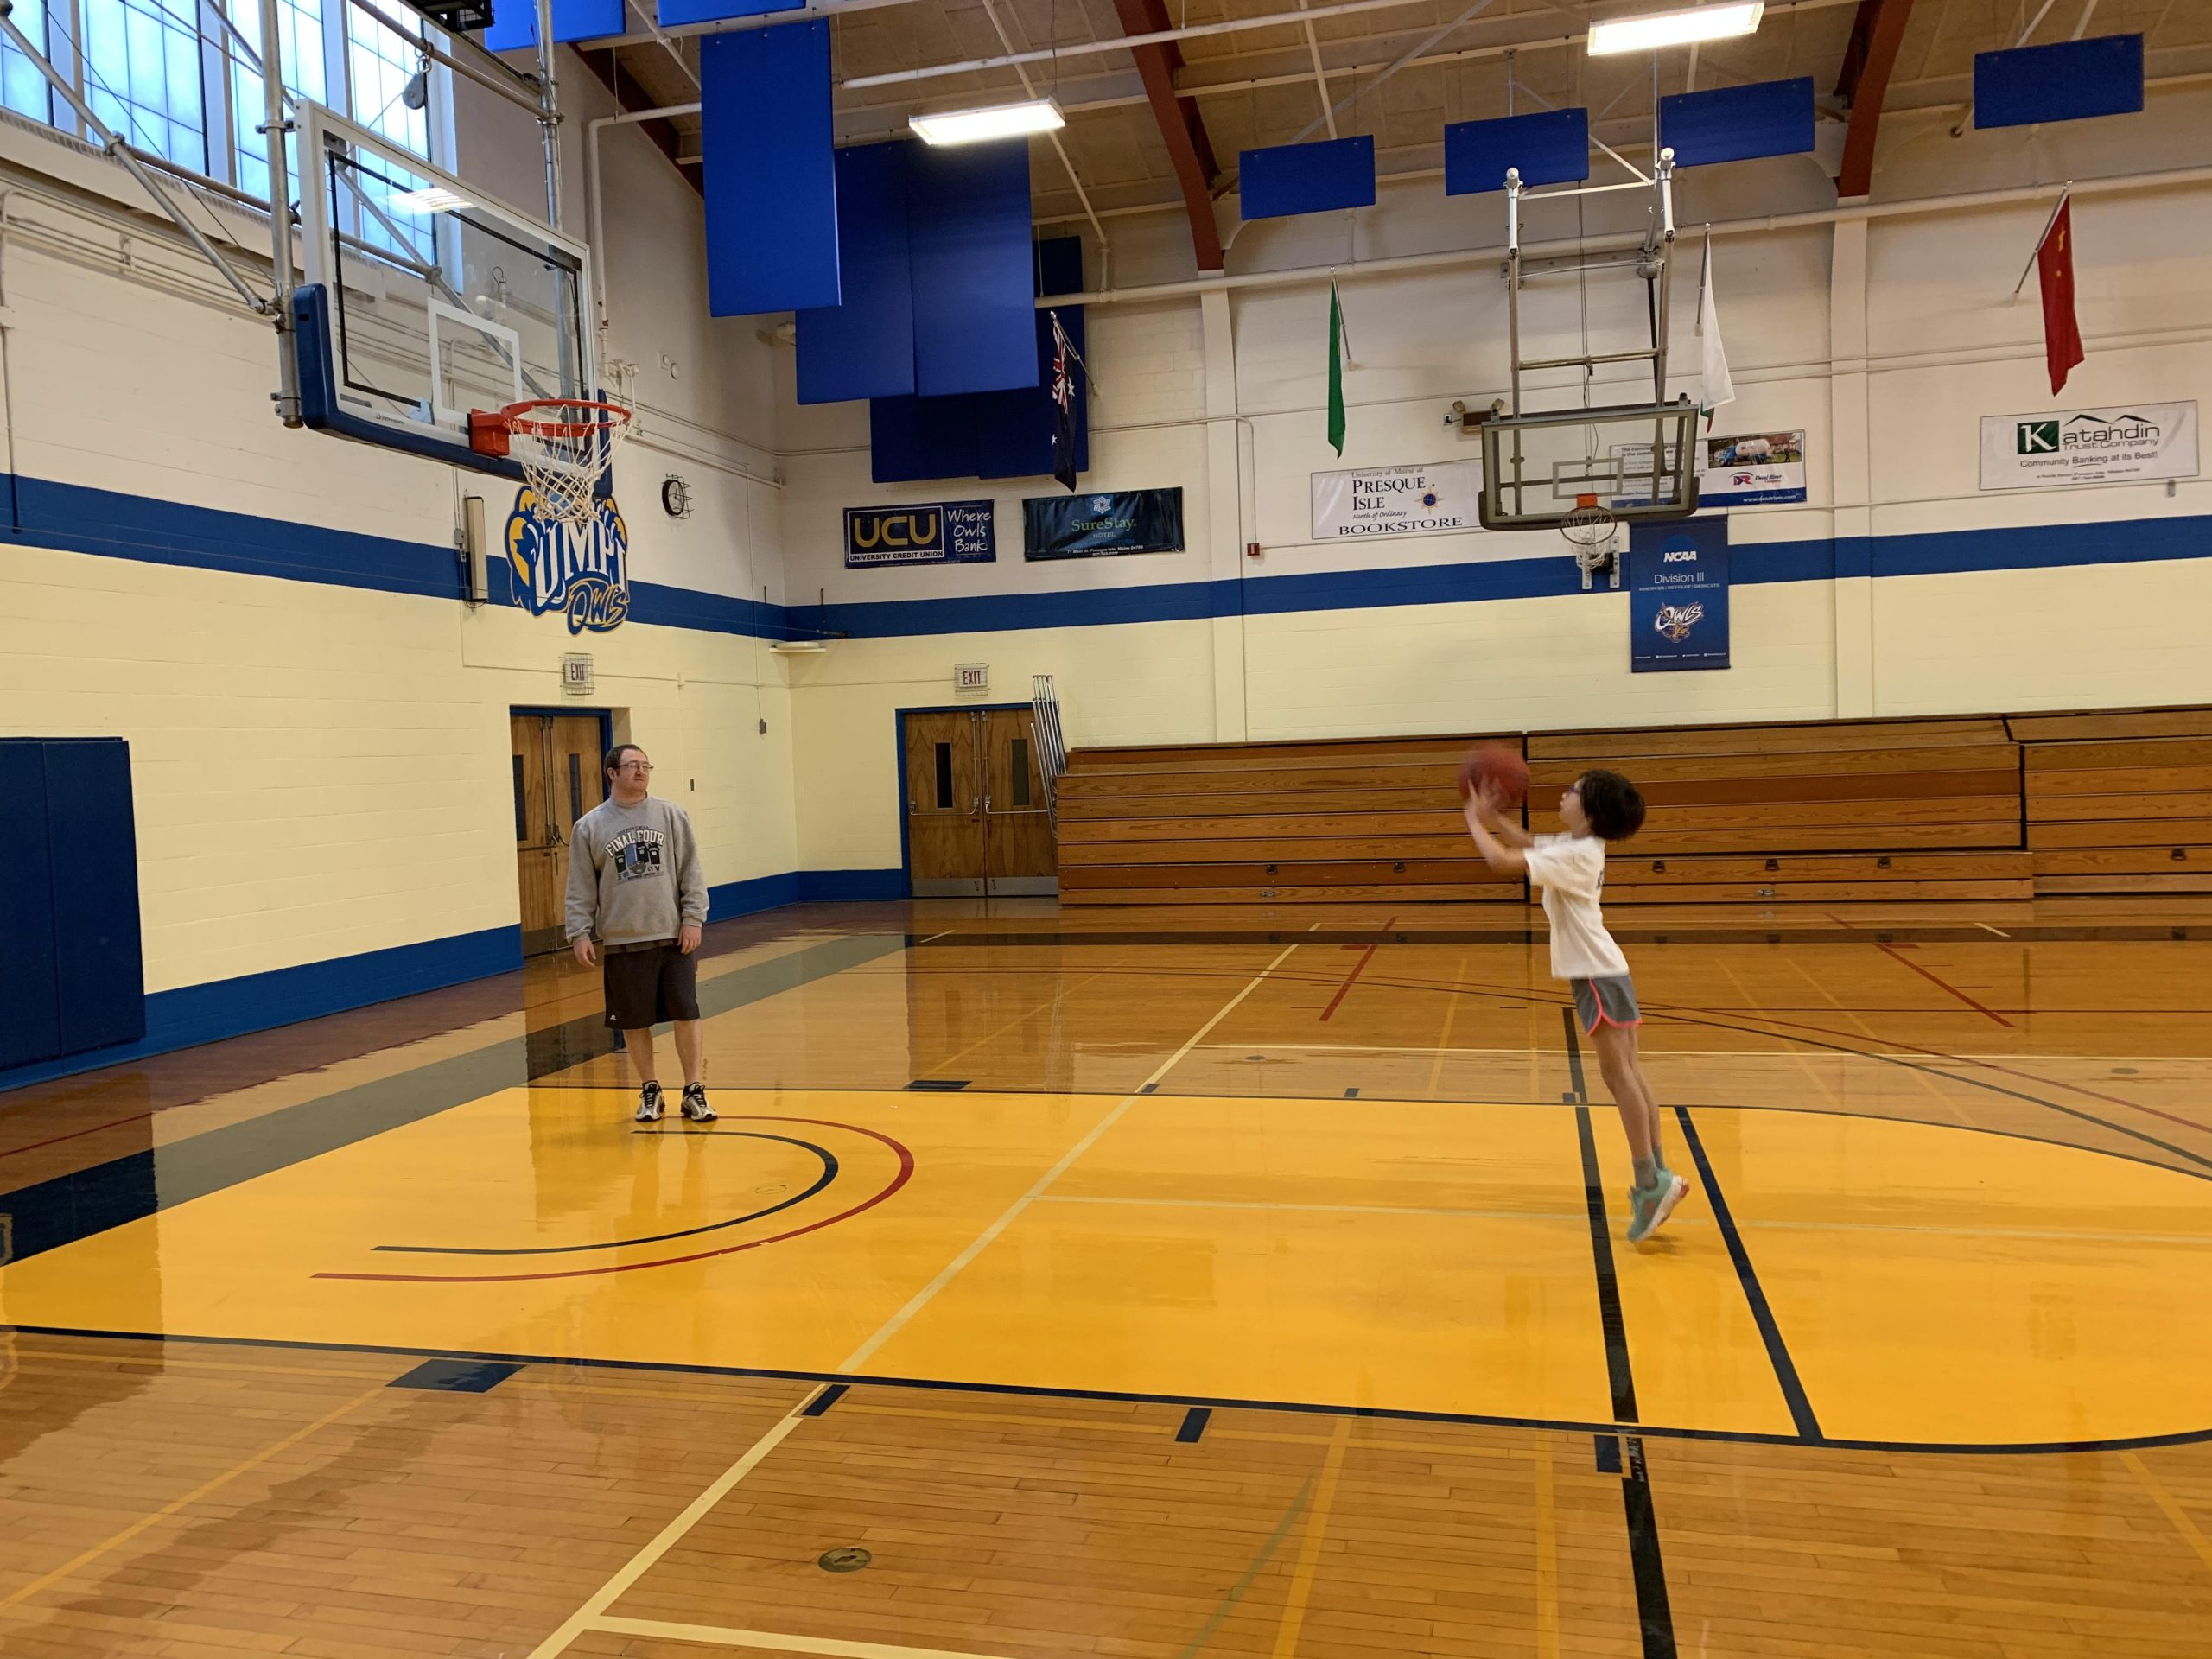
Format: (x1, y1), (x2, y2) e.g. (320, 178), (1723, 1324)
(1039, 162), (2212, 308)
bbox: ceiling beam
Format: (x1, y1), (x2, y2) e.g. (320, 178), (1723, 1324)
(578, 48), (703, 196)
(1110, 0), (1224, 272)
(1835, 0), (1916, 197)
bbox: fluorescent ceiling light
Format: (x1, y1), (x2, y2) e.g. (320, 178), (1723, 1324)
(908, 99), (1065, 146)
(385, 186), (472, 213)
(1588, 2), (1764, 54)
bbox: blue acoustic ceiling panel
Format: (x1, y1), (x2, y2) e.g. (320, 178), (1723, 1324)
(1974, 35), (2144, 129)
(868, 234), (1086, 483)
(975, 307), (1088, 480)
(1444, 108), (1589, 194)
(1660, 77), (1815, 167)
(1239, 135), (1376, 219)
(484, 0), (624, 50)
(870, 395), (979, 483)
(795, 142), (917, 404)
(702, 22), (841, 316)
(906, 140), (1038, 396)
(658, 0), (801, 25)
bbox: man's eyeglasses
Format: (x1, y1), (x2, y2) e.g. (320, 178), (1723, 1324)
(618, 763), (653, 774)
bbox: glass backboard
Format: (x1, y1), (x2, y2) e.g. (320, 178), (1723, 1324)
(293, 103), (594, 475)
(1478, 402), (1701, 531)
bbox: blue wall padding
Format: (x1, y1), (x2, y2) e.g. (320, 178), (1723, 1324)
(43, 740), (145, 1055)
(702, 22), (841, 317)
(1974, 35), (2144, 129)
(1239, 135), (1376, 219)
(1444, 109), (1589, 194)
(1660, 77), (1815, 167)
(0, 741), (60, 1070)
(795, 142), (917, 404)
(483, 0), (623, 50)
(658, 0), (800, 26)
(869, 234), (1087, 484)
(906, 141), (1039, 395)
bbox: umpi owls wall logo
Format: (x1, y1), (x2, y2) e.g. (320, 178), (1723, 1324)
(507, 491), (631, 634)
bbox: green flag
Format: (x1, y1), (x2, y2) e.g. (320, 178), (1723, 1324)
(1326, 280), (1345, 457)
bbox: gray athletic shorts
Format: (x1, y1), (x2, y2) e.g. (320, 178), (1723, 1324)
(1570, 975), (1642, 1035)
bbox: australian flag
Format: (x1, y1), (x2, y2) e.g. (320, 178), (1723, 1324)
(1049, 309), (1079, 493)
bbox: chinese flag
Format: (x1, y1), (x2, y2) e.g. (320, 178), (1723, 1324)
(2037, 195), (2084, 397)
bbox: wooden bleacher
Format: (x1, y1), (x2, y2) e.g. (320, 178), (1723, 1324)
(1055, 706), (2212, 906)
(1057, 737), (1524, 905)
(1525, 717), (2031, 903)
(2011, 709), (2212, 896)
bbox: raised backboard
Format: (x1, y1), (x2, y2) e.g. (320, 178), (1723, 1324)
(292, 103), (595, 479)
(1478, 402), (1701, 531)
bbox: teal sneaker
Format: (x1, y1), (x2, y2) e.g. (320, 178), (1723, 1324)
(1626, 1172), (1689, 1244)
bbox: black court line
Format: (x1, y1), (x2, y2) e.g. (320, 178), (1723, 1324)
(1675, 1106), (1823, 1441)
(8, 1321), (2207, 1457)
(802, 1382), (849, 1416)
(1176, 1406), (1211, 1443)
(0, 934), (910, 1265)
(1573, 1105), (1675, 1658)
(1560, 1006), (1589, 1105)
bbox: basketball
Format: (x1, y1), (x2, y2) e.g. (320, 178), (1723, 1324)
(1458, 744), (1530, 807)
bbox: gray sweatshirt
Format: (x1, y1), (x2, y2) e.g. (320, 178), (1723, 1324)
(565, 794), (709, 946)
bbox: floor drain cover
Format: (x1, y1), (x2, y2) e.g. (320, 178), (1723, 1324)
(817, 1548), (872, 1573)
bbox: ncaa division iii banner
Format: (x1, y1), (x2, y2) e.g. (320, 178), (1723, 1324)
(1628, 518), (1730, 673)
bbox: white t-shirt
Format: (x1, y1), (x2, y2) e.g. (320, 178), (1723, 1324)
(1524, 833), (1630, 981)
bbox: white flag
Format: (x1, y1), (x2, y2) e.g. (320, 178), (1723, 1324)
(1697, 236), (1734, 426)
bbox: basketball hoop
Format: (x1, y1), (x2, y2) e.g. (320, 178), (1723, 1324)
(469, 397), (632, 529)
(1562, 493), (1619, 591)
(1560, 493), (1616, 550)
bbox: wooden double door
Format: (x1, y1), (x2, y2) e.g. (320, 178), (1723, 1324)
(512, 713), (607, 956)
(904, 709), (1058, 896)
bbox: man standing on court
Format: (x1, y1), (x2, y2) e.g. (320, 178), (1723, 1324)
(566, 744), (714, 1123)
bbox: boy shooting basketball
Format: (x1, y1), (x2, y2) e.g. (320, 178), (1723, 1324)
(1463, 769), (1690, 1243)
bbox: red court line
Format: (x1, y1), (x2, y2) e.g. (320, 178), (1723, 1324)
(1873, 942), (2015, 1027)
(0, 1112), (157, 1160)
(313, 1117), (916, 1284)
(1319, 916), (1395, 1023)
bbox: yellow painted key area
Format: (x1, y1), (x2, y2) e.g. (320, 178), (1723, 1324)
(3, 1084), (2204, 1450)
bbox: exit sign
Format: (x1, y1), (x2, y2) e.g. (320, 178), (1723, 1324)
(955, 663), (989, 696)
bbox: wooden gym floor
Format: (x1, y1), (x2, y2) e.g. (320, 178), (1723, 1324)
(3, 899), (2210, 1657)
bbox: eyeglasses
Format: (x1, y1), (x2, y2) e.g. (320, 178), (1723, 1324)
(618, 763), (653, 774)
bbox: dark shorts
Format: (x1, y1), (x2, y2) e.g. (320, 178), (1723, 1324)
(1570, 975), (1642, 1035)
(601, 941), (701, 1031)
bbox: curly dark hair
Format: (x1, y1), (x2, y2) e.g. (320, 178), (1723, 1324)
(1574, 769), (1647, 842)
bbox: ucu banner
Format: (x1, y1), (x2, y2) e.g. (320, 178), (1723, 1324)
(507, 493), (631, 634)
(844, 500), (997, 568)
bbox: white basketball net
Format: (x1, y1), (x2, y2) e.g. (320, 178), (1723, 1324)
(505, 399), (633, 530)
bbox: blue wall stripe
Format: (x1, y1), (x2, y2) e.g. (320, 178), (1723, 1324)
(5, 471), (2207, 643)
